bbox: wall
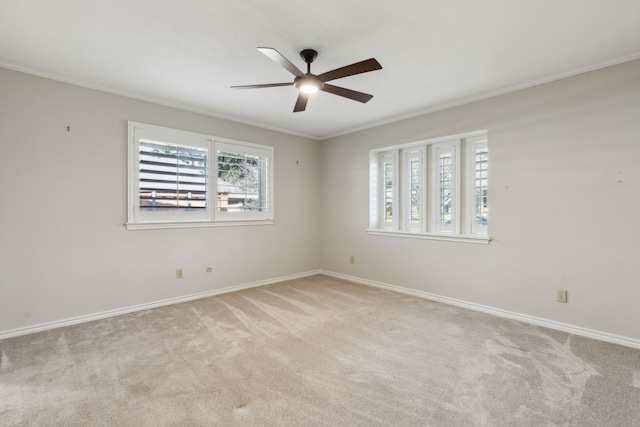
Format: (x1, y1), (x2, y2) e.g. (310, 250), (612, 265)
(0, 68), (321, 335)
(2, 60), (639, 345)
(320, 59), (640, 344)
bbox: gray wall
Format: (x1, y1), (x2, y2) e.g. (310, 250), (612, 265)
(2, 59), (639, 345)
(320, 59), (640, 342)
(0, 68), (321, 334)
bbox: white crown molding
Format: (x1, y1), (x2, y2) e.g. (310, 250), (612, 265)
(320, 270), (640, 350)
(320, 53), (640, 140)
(3, 54), (639, 142)
(0, 60), (321, 141)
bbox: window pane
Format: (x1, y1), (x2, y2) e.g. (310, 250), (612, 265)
(439, 153), (453, 225)
(383, 158), (394, 223)
(139, 140), (208, 212)
(217, 150), (267, 212)
(475, 147), (488, 226)
(409, 156), (421, 224)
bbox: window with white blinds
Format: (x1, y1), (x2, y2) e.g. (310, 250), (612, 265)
(127, 122), (274, 229)
(369, 131), (489, 244)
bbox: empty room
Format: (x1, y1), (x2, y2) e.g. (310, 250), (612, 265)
(1, 1), (639, 426)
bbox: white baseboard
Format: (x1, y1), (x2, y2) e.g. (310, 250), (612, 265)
(321, 270), (640, 350)
(5, 269), (638, 350)
(0, 270), (322, 340)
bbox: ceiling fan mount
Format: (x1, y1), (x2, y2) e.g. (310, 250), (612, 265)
(231, 47), (382, 112)
(299, 49), (318, 66)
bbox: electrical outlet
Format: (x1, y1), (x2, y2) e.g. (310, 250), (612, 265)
(176, 268), (184, 279)
(556, 289), (567, 303)
(350, 255), (355, 264)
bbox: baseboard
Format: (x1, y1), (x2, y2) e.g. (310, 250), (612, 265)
(0, 270), (322, 340)
(321, 270), (640, 350)
(6, 269), (638, 350)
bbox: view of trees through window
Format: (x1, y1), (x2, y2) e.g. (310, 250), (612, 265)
(439, 153), (453, 225)
(217, 151), (266, 212)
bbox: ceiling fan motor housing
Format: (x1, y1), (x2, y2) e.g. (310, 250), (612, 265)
(294, 74), (324, 93)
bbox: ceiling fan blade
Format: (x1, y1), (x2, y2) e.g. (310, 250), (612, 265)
(257, 47), (305, 77)
(317, 58), (382, 83)
(293, 92), (310, 112)
(230, 82), (293, 89)
(321, 84), (374, 103)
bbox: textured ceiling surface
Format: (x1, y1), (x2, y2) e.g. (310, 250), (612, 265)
(1, 1), (639, 139)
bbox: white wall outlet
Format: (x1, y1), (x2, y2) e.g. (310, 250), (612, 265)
(556, 289), (568, 303)
(176, 268), (184, 279)
(350, 255), (355, 264)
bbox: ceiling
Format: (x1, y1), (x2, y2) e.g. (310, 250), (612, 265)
(1, 1), (639, 140)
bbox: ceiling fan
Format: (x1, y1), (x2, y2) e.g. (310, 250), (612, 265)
(231, 47), (382, 112)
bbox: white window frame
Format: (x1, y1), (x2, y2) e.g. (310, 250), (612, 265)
(368, 131), (490, 244)
(126, 121), (274, 230)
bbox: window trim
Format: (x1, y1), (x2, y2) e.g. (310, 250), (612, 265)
(366, 228), (490, 244)
(368, 130), (490, 244)
(126, 121), (274, 230)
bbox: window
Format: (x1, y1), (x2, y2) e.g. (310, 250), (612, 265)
(379, 151), (397, 229)
(369, 131), (489, 244)
(127, 122), (274, 229)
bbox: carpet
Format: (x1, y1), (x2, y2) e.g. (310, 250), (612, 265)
(1, 274), (639, 426)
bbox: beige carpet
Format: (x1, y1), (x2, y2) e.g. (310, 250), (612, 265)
(1, 274), (639, 426)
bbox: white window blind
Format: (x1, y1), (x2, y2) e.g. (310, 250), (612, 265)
(139, 140), (208, 213)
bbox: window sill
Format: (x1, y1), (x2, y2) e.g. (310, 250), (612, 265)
(125, 219), (275, 230)
(366, 229), (491, 244)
